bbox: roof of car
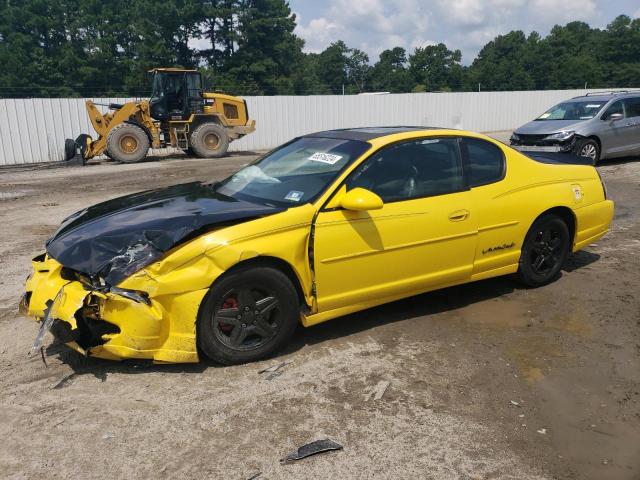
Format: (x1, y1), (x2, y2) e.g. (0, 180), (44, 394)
(570, 90), (640, 102)
(303, 126), (444, 142)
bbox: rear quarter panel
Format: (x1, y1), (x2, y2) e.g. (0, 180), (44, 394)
(470, 142), (607, 278)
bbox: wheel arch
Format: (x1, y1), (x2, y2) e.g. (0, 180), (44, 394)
(208, 255), (309, 311)
(189, 113), (223, 131)
(531, 206), (576, 245)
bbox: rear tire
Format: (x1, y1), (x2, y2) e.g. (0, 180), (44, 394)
(517, 214), (570, 287)
(197, 266), (299, 365)
(106, 123), (150, 163)
(189, 122), (229, 158)
(574, 138), (600, 165)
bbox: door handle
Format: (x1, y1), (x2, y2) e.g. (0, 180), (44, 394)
(448, 210), (470, 221)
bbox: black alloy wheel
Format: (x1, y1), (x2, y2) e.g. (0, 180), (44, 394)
(213, 287), (280, 350)
(517, 214), (570, 287)
(197, 266), (299, 364)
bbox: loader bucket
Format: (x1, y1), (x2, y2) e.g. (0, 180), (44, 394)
(64, 134), (92, 165)
(64, 139), (77, 161)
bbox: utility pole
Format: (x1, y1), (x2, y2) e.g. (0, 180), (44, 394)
(342, 84), (345, 96)
(478, 83), (481, 92)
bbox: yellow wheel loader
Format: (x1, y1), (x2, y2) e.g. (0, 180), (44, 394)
(65, 68), (256, 164)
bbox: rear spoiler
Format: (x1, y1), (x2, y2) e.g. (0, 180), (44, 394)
(521, 151), (594, 166)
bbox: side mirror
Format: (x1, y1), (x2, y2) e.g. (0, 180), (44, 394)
(340, 188), (383, 211)
(608, 112), (623, 122)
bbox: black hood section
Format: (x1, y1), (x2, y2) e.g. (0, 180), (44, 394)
(46, 182), (284, 285)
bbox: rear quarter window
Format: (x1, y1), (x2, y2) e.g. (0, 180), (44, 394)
(462, 138), (505, 187)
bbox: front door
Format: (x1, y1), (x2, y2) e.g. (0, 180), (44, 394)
(313, 137), (478, 313)
(600, 100), (637, 157)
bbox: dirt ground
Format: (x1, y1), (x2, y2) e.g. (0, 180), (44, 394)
(0, 137), (638, 480)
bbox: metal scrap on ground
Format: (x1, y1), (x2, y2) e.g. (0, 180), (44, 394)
(365, 380), (390, 401)
(258, 360), (292, 380)
(280, 439), (344, 464)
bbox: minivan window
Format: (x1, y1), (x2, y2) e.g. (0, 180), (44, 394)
(601, 100), (625, 120)
(536, 101), (606, 121)
(346, 138), (464, 202)
(623, 97), (640, 118)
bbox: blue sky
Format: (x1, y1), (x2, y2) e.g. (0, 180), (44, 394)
(289, 0), (640, 64)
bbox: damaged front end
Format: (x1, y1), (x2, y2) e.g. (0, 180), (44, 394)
(19, 182), (286, 363)
(510, 131), (578, 153)
(21, 253), (206, 363)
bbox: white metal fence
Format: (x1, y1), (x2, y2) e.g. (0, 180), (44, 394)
(0, 89), (632, 166)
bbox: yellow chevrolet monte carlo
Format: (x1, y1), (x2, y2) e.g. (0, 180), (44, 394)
(21, 127), (614, 364)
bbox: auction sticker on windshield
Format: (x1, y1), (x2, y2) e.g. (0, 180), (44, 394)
(309, 152), (343, 165)
(284, 190), (304, 202)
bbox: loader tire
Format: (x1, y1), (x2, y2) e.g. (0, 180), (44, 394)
(106, 123), (150, 163)
(190, 123), (229, 158)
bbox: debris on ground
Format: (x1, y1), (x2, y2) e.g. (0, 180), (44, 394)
(258, 360), (292, 380)
(537, 428), (547, 435)
(510, 400), (521, 407)
(365, 380), (390, 401)
(280, 439), (343, 464)
(51, 372), (77, 389)
(246, 472), (261, 479)
(102, 432), (115, 440)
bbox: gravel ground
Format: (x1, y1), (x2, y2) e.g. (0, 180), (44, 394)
(0, 135), (638, 479)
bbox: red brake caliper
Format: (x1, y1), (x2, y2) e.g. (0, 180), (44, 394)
(219, 296), (238, 334)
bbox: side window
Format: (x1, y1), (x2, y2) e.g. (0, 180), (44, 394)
(601, 100), (624, 120)
(345, 138), (464, 202)
(463, 138), (505, 187)
(623, 97), (640, 118)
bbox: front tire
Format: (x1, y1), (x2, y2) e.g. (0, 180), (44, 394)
(574, 138), (600, 165)
(517, 214), (570, 287)
(197, 266), (299, 365)
(106, 123), (150, 163)
(189, 123), (229, 158)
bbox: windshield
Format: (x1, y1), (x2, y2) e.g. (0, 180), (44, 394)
(536, 100), (606, 121)
(216, 137), (370, 206)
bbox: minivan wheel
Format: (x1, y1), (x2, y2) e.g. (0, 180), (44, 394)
(574, 138), (600, 165)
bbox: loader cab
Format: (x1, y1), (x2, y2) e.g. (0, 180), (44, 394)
(149, 68), (204, 121)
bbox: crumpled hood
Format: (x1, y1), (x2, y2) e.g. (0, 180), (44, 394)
(46, 182), (284, 285)
(515, 119), (585, 135)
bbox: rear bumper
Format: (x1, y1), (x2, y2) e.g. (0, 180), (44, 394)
(573, 199), (615, 251)
(21, 254), (205, 363)
(229, 120), (256, 138)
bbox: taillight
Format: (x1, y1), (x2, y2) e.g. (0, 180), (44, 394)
(595, 169), (608, 199)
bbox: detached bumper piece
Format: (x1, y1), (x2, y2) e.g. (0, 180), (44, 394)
(21, 254), (202, 363)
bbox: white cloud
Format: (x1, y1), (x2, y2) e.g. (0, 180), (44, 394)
(294, 0), (433, 60)
(292, 0), (629, 64)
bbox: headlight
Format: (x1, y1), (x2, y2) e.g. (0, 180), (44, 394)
(545, 130), (575, 141)
(509, 133), (520, 142)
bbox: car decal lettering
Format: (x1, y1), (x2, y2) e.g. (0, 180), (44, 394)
(482, 242), (516, 255)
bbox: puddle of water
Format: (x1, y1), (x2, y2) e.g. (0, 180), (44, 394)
(459, 299), (530, 329)
(522, 366), (545, 384)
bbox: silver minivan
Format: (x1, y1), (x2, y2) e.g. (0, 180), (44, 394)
(510, 91), (640, 164)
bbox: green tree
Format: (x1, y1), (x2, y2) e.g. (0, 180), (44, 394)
(409, 43), (463, 91)
(370, 47), (414, 92)
(465, 31), (535, 91)
(226, 0), (304, 95)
